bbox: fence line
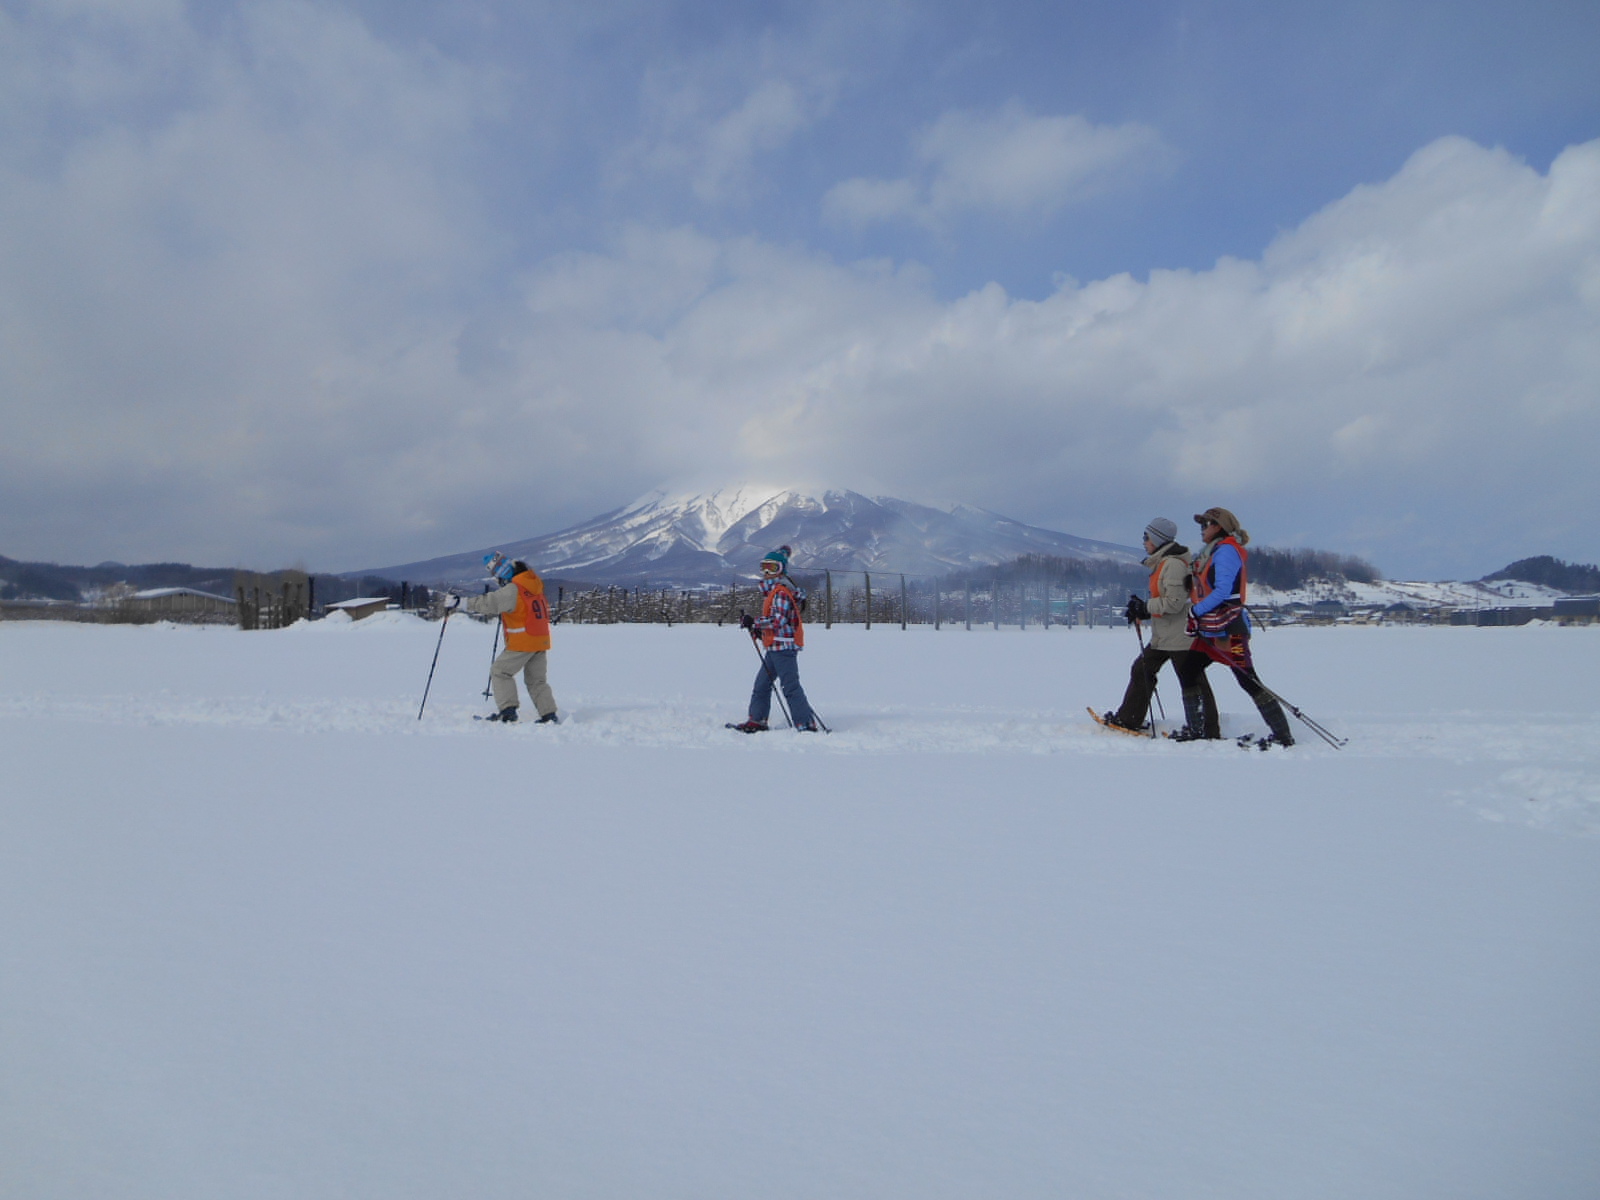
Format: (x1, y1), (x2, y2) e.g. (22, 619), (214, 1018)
(542, 572), (1129, 629)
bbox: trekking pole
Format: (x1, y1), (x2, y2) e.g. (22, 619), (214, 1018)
(481, 620), (501, 700)
(417, 609), (452, 721)
(742, 613), (794, 728)
(1132, 618), (1165, 738)
(1249, 676), (1347, 749)
(1196, 634), (1346, 749)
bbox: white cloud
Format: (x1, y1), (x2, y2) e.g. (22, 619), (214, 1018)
(0, 0), (1594, 579)
(824, 102), (1173, 230)
(507, 136), (1599, 576)
(0, 0), (496, 565)
(693, 79), (811, 203)
(624, 64), (833, 205)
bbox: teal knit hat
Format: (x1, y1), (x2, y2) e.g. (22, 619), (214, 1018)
(760, 546), (791, 572)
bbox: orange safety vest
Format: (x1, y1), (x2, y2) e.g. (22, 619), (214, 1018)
(1190, 536), (1248, 606)
(760, 578), (804, 649)
(501, 569), (552, 652)
(1149, 544), (1189, 600)
(1149, 554), (1174, 599)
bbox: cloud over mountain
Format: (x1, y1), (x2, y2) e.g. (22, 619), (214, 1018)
(0, 3), (1596, 581)
(498, 135), (1600, 577)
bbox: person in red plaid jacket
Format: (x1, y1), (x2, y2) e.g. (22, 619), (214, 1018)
(730, 546), (819, 732)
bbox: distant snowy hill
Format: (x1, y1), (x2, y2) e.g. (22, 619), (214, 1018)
(358, 485), (1140, 586)
(1251, 576), (1572, 611)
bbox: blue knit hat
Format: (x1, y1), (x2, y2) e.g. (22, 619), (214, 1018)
(760, 546), (791, 572)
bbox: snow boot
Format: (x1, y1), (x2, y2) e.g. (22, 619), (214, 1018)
(536, 711), (560, 725)
(729, 719), (769, 734)
(487, 706), (518, 723)
(1254, 695), (1294, 747)
(1175, 686), (1219, 741)
(1102, 708), (1147, 733)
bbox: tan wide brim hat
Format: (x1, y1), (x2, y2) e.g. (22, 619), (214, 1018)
(1193, 506), (1241, 534)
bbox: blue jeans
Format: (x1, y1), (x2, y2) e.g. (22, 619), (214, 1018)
(749, 648), (813, 726)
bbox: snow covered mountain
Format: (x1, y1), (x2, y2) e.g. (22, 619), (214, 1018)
(361, 485), (1140, 586)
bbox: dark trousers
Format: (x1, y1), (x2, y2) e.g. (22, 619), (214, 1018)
(1174, 638), (1292, 742)
(749, 648), (813, 726)
(1115, 646), (1215, 730)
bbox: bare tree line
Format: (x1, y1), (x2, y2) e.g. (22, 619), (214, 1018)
(542, 570), (1129, 630)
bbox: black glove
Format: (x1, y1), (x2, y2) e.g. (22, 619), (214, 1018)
(739, 612), (756, 632)
(1123, 594), (1150, 624)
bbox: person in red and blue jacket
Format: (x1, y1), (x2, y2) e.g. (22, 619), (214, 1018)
(730, 546), (819, 732)
(1172, 507), (1294, 745)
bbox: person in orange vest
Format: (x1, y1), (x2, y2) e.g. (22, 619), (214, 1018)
(1101, 517), (1216, 733)
(729, 546), (818, 733)
(446, 557), (559, 724)
(1171, 507), (1293, 746)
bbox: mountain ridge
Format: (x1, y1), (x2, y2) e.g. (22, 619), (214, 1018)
(353, 485), (1141, 587)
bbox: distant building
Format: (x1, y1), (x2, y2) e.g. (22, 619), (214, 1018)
(1452, 607), (1543, 627)
(326, 597), (392, 621)
(122, 587), (236, 619)
(1553, 596), (1599, 622)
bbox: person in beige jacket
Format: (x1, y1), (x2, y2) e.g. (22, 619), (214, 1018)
(1102, 518), (1216, 733)
(445, 558), (559, 724)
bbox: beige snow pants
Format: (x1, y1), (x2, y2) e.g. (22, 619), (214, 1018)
(490, 649), (556, 717)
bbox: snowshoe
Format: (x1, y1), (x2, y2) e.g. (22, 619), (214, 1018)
(1166, 725), (1217, 743)
(487, 706), (518, 723)
(536, 712), (560, 725)
(1087, 707), (1149, 737)
(726, 719), (769, 734)
(1237, 732), (1293, 750)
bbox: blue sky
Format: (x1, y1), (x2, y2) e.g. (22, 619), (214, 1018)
(1, 0), (1597, 578)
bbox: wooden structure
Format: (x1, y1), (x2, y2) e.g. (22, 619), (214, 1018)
(234, 570), (311, 630)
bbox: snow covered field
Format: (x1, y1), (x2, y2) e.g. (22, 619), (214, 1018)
(3, 616), (1598, 1199)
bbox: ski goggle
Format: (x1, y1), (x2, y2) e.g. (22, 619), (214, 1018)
(483, 552), (516, 583)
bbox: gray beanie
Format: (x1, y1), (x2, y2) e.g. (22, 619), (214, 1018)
(1143, 517), (1178, 548)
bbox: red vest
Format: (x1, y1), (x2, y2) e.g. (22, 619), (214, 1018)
(760, 579), (804, 649)
(502, 570), (551, 652)
(1190, 536), (1248, 606)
